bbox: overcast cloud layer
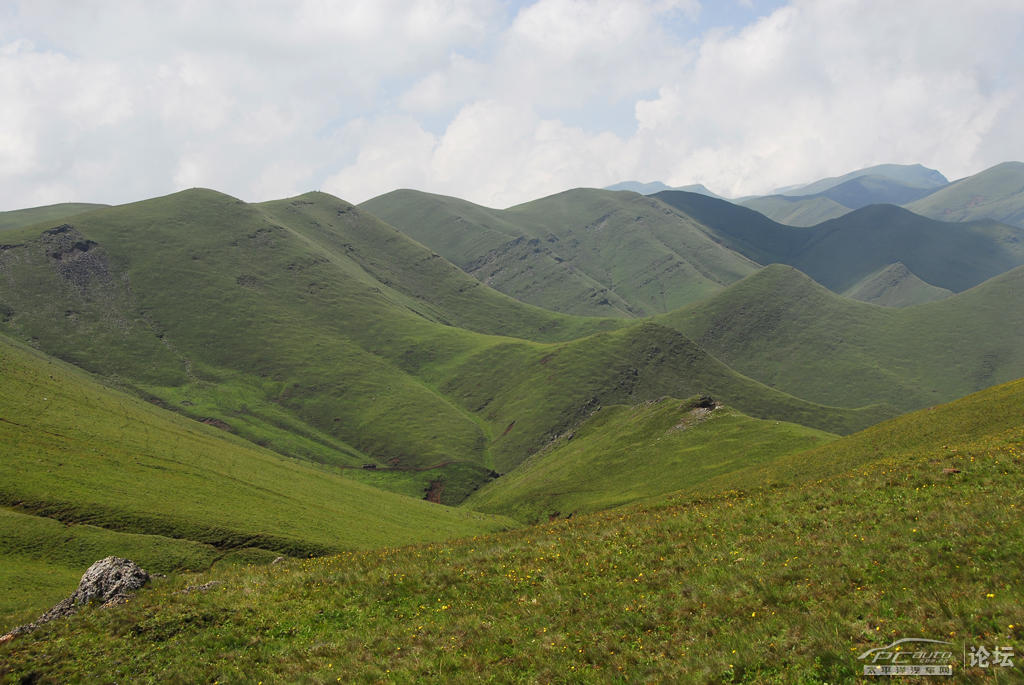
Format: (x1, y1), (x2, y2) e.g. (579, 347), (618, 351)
(2, 0), (1023, 210)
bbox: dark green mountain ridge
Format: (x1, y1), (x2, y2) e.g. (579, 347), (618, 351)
(654, 190), (1024, 294)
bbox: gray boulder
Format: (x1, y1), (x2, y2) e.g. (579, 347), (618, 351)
(1, 556), (149, 642)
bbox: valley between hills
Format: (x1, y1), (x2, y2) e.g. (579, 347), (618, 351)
(1, 161), (1022, 682)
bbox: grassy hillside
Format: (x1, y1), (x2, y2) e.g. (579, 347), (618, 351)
(0, 332), (515, 625)
(739, 194), (849, 226)
(0, 203), (108, 232)
(843, 262), (954, 306)
(427, 321), (887, 474)
(463, 397), (835, 523)
(655, 191), (1024, 294)
(905, 161), (1024, 228)
(660, 264), (1024, 412)
(3, 378), (1020, 683)
(0, 190), (614, 473)
(687, 373), (1024, 495)
(361, 188), (758, 317)
(1, 189), (877, 503)
(359, 189), (637, 316)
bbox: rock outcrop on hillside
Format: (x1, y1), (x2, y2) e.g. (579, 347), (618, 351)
(1, 557), (149, 643)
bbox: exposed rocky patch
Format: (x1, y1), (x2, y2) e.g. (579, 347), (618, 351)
(424, 478), (445, 503)
(200, 417), (232, 431)
(41, 224), (112, 291)
(175, 580), (223, 595)
(1, 557), (149, 643)
(672, 396), (722, 431)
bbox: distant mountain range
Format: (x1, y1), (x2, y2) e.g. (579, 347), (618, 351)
(652, 190), (1024, 295)
(604, 180), (721, 197)
(607, 162), (1024, 229)
(770, 162), (948, 196)
(367, 165), (1024, 316)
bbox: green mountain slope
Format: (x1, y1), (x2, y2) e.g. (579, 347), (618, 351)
(741, 163), (949, 225)
(842, 262), (954, 306)
(0, 190), (621, 472)
(738, 194), (850, 226)
(0, 203), (108, 232)
(904, 161), (1024, 228)
(0, 332), (514, 625)
(361, 188), (759, 317)
(362, 189), (639, 317)
(775, 162), (948, 196)
(688, 374), (1024, 496)
(4, 378), (1021, 683)
(660, 264), (1024, 412)
(810, 174), (940, 208)
(655, 191), (1024, 293)
(742, 174), (943, 225)
(0, 189), (875, 503)
(428, 321), (888, 475)
(463, 396), (835, 523)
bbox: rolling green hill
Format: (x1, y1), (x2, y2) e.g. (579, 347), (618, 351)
(361, 188), (759, 317)
(738, 193), (850, 226)
(426, 321), (888, 475)
(0, 190), (620, 472)
(660, 263), (1024, 412)
(463, 396), (835, 523)
(654, 191), (1024, 295)
(685, 373), (1024, 496)
(842, 262), (954, 306)
(904, 161), (1024, 228)
(0, 331), (515, 626)
(0, 203), (108, 233)
(3, 377), (1020, 683)
(0, 189), (880, 504)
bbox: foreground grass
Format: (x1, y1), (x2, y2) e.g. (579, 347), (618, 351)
(3, 381), (1022, 683)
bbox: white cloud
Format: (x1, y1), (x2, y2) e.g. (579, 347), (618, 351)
(1, 0), (1023, 209)
(324, 101), (633, 207)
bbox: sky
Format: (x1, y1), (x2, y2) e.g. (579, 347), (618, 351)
(1, 0), (1023, 210)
